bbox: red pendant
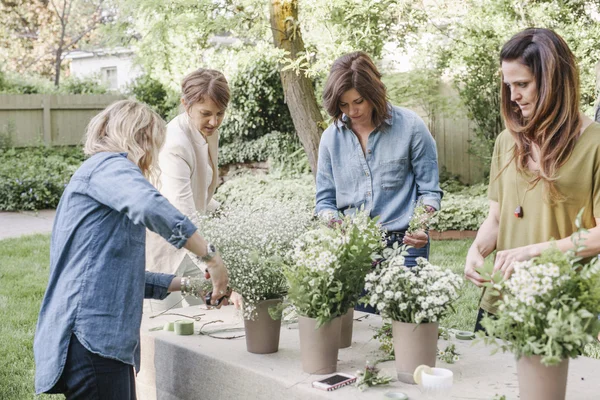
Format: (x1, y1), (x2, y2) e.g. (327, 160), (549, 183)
(514, 206), (523, 218)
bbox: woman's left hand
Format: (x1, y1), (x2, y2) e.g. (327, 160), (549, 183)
(493, 245), (537, 280)
(403, 230), (428, 249)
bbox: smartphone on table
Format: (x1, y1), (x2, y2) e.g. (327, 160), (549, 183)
(312, 373), (357, 391)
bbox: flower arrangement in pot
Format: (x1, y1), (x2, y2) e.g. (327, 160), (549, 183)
(479, 223), (600, 400)
(192, 198), (314, 354)
(362, 245), (462, 383)
(285, 210), (384, 373)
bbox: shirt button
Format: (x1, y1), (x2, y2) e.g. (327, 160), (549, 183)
(367, 149), (372, 154)
(367, 191), (371, 196)
(365, 171), (370, 177)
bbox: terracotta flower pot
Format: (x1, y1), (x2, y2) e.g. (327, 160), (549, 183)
(298, 315), (341, 374)
(392, 320), (438, 384)
(243, 298), (282, 354)
(517, 355), (569, 400)
(339, 308), (354, 348)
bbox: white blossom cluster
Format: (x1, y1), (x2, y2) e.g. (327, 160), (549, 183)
(501, 261), (570, 316)
(190, 198), (314, 319)
(364, 254), (462, 323)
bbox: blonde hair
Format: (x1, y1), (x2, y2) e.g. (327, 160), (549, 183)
(84, 99), (166, 184)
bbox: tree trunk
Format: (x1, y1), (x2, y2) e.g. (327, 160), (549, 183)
(269, 0), (324, 177)
(54, 48), (62, 87)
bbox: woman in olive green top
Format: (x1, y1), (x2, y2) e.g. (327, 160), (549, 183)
(464, 28), (600, 332)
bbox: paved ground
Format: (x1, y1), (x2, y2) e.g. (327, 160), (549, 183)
(0, 209), (56, 240)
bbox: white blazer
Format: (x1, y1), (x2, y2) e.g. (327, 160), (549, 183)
(146, 113), (220, 275)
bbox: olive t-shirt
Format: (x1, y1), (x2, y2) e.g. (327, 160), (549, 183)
(480, 123), (600, 314)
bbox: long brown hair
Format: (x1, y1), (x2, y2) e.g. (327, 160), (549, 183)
(500, 28), (581, 201)
(322, 51), (390, 128)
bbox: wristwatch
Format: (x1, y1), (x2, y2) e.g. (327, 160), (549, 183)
(200, 242), (217, 262)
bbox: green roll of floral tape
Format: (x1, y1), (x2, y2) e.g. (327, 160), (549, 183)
(174, 320), (194, 335)
(455, 331), (475, 340)
(163, 322), (175, 331)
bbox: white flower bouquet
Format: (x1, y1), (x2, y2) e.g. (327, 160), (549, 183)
(362, 245), (463, 323)
(191, 198), (314, 320)
(285, 211), (384, 327)
(480, 245), (600, 365)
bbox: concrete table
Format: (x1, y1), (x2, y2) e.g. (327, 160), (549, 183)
(137, 307), (600, 400)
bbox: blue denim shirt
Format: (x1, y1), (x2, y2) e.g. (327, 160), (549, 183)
(316, 105), (442, 232)
(34, 152), (198, 394)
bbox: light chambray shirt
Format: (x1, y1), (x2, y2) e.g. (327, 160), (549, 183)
(34, 152), (197, 394)
(316, 105), (442, 232)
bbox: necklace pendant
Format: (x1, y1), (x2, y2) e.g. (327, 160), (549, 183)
(514, 206), (523, 218)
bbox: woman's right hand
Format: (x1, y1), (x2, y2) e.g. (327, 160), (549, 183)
(204, 253), (229, 305)
(464, 247), (486, 287)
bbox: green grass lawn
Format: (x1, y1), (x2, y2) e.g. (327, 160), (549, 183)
(0, 235), (598, 399)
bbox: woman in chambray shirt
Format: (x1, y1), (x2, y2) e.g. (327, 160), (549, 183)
(316, 52), (442, 312)
(34, 100), (228, 399)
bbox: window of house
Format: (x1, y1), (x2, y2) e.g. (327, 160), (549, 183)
(101, 67), (118, 89)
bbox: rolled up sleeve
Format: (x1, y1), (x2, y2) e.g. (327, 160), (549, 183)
(145, 272), (176, 299)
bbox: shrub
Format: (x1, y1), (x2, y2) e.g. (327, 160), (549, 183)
(430, 189), (488, 232)
(127, 75), (179, 120)
(219, 56), (295, 144)
(0, 147), (84, 210)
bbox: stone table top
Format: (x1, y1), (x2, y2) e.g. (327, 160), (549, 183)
(136, 306), (600, 400)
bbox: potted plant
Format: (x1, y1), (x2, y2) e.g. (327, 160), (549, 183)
(286, 211), (383, 373)
(192, 198), (313, 354)
(333, 212), (385, 348)
(362, 245), (462, 383)
(479, 223), (600, 400)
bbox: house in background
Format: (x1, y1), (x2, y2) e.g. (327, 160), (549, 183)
(65, 48), (142, 90)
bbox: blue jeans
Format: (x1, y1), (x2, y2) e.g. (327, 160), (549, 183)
(48, 334), (136, 399)
(355, 232), (430, 314)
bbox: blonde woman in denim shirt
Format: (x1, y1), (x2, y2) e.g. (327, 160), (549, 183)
(316, 52), (443, 313)
(34, 100), (228, 399)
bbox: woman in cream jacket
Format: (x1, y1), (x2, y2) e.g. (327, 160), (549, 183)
(146, 69), (228, 312)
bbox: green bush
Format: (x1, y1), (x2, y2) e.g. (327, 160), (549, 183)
(219, 56), (294, 144)
(215, 173), (315, 210)
(127, 75), (179, 120)
(0, 69), (108, 94)
(0, 147), (84, 210)
(219, 130), (310, 175)
(431, 189), (488, 232)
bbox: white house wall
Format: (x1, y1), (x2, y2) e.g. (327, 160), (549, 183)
(69, 54), (142, 90)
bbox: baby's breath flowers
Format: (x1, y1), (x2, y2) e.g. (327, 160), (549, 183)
(190, 198), (314, 320)
(362, 244), (462, 323)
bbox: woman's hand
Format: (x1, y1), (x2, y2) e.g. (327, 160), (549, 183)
(493, 245), (536, 281)
(204, 253), (229, 305)
(403, 230), (428, 248)
(464, 247), (486, 287)
(228, 291), (243, 310)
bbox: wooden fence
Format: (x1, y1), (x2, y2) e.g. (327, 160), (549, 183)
(0, 94), (124, 147)
(0, 93), (486, 184)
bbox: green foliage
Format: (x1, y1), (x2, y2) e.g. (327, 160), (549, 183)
(218, 130), (303, 167)
(479, 231), (600, 365)
(220, 56), (294, 144)
(214, 172), (315, 209)
(430, 188), (488, 232)
(0, 69), (109, 94)
(127, 75), (179, 120)
(0, 146), (84, 210)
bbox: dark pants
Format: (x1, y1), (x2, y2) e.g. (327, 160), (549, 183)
(355, 232), (431, 314)
(49, 334), (137, 400)
(474, 307), (495, 333)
